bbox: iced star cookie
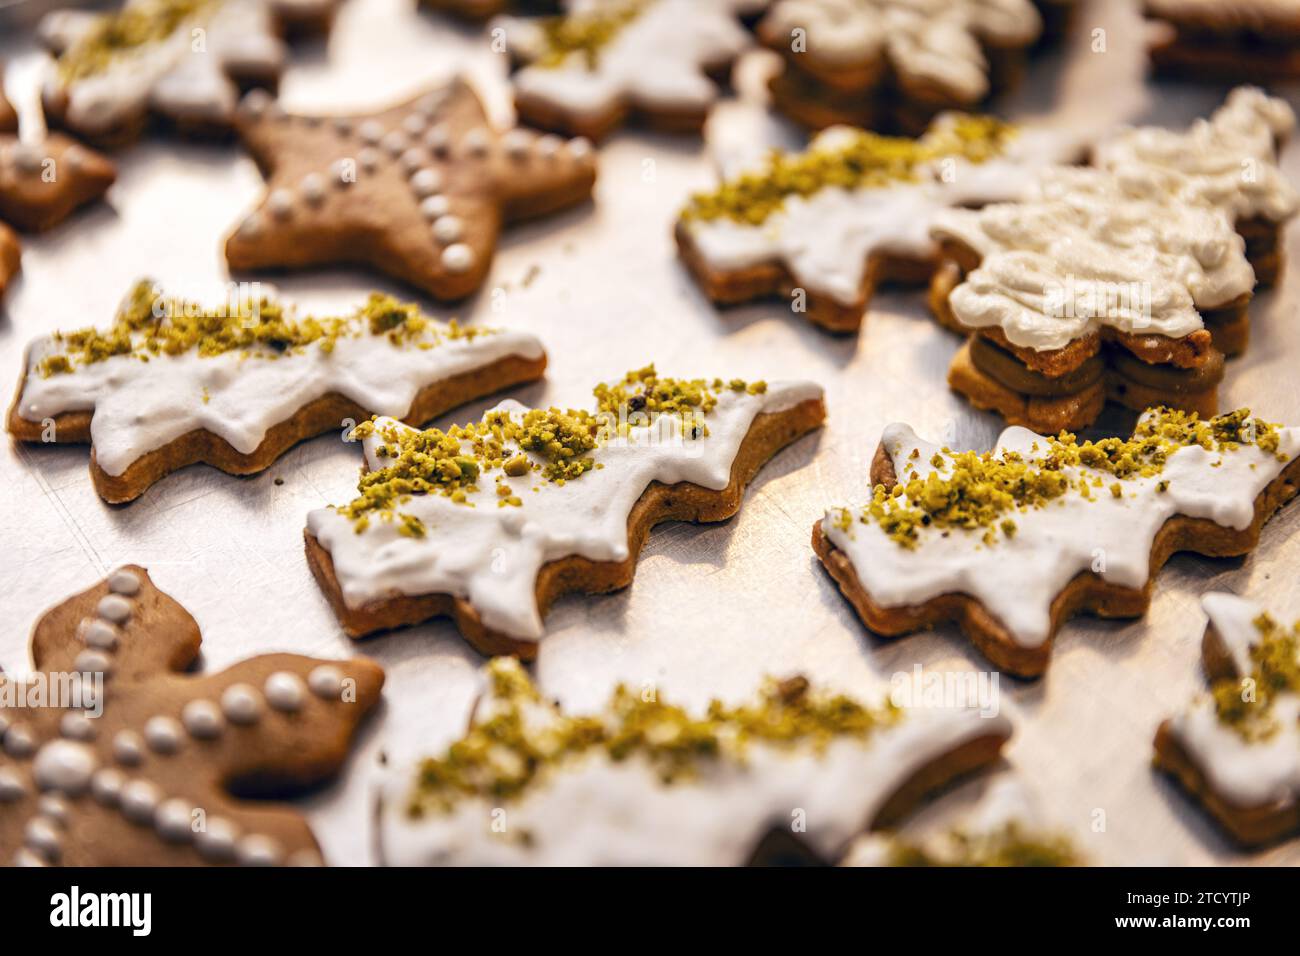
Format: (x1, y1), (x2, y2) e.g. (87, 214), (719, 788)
(491, 0), (764, 141)
(841, 779), (1082, 866)
(225, 78), (596, 300)
(676, 114), (1081, 332)
(493, 0), (764, 141)
(38, 0), (335, 147)
(0, 566), (383, 866)
(813, 408), (1300, 678)
(1155, 593), (1300, 847)
(306, 366), (825, 656)
(0, 130), (117, 300)
(377, 658), (1011, 865)
(7, 280), (547, 504)
(930, 164), (1252, 432)
(1092, 87), (1298, 290)
(757, 0), (1071, 134)
(1145, 0), (1300, 81)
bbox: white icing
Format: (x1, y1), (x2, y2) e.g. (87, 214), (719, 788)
(221, 684), (263, 725)
(17, 286), (545, 478)
(0, 768), (27, 801)
(930, 164), (1255, 350)
(684, 123), (1080, 307)
(308, 379), (822, 643)
(440, 244), (475, 272)
(91, 768), (125, 805)
(113, 730), (144, 766)
(45, 0), (287, 135)
(761, 0), (1041, 102)
(197, 817), (239, 860)
(500, 0), (753, 121)
(4, 724), (36, 757)
(1168, 593), (1300, 811)
(25, 818), (62, 859)
(237, 834), (283, 866)
(96, 594), (133, 623)
(264, 672), (306, 713)
(120, 779), (162, 823)
(32, 740), (98, 795)
(155, 798), (194, 842)
(60, 712), (97, 741)
(182, 699), (225, 739)
(821, 416), (1300, 648)
(308, 665), (344, 699)
(73, 650), (112, 675)
(37, 795), (69, 824)
(1094, 87), (1299, 227)
(107, 569), (141, 595)
(380, 662), (1010, 865)
(79, 619), (118, 650)
(144, 715), (183, 754)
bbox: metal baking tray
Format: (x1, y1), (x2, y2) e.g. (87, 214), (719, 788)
(2, 0), (1298, 865)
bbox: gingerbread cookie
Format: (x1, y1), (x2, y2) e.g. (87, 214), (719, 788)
(1155, 593), (1300, 847)
(38, 0), (337, 147)
(0, 124), (117, 299)
(757, 0), (1070, 134)
(378, 658), (1011, 865)
(7, 280), (546, 503)
(1145, 1), (1300, 81)
(0, 566), (383, 866)
(1092, 86), (1298, 288)
(842, 778), (1081, 866)
(423, 0), (560, 22)
(306, 366), (825, 656)
(676, 114), (1082, 332)
(813, 408), (1300, 678)
(225, 78), (596, 300)
(931, 164), (1251, 431)
(493, 0), (764, 141)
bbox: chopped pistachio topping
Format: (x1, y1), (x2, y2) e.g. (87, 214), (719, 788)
(1212, 611), (1300, 739)
(842, 408), (1285, 549)
(535, 0), (647, 69)
(35, 280), (478, 377)
(58, 0), (215, 82)
(339, 365), (766, 529)
(681, 115), (1017, 226)
(407, 660), (898, 815)
(883, 822), (1081, 867)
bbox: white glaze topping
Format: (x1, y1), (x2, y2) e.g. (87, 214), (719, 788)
(307, 665), (344, 700)
(264, 672), (306, 713)
(1168, 593), (1300, 811)
(761, 0), (1041, 102)
(821, 415), (1300, 648)
(930, 164), (1255, 350)
(107, 569), (141, 595)
(499, 0), (753, 121)
(380, 659), (1011, 866)
(17, 285), (545, 477)
(96, 594), (133, 623)
(144, 715), (183, 754)
(221, 684), (263, 725)
(182, 699), (224, 739)
(43, 0), (287, 136)
(307, 378), (822, 644)
(32, 740), (98, 795)
(684, 122), (1080, 307)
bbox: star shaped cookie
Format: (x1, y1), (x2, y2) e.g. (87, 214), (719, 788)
(0, 567), (384, 866)
(0, 92), (117, 298)
(225, 78), (597, 300)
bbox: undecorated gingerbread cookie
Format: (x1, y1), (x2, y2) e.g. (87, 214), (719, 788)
(39, 0), (338, 146)
(1155, 592), (1300, 847)
(0, 566), (383, 866)
(305, 366), (825, 656)
(7, 280), (547, 503)
(814, 408), (1300, 677)
(378, 658), (1011, 865)
(494, 0), (766, 141)
(676, 114), (1081, 332)
(225, 78), (596, 300)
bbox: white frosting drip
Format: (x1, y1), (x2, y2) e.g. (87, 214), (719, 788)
(841, 776), (1042, 865)
(762, 0), (1041, 101)
(16, 289), (545, 477)
(307, 380), (823, 642)
(1169, 593), (1300, 811)
(684, 123), (1080, 306)
(500, 0), (753, 120)
(931, 165), (1256, 350)
(1094, 87), (1299, 226)
(44, 0), (287, 135)
(821, 416), (1300, 648)
(379, 667), (1011, 865)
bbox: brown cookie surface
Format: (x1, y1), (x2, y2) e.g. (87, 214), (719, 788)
(0, 566), (383, 866)
(225, 78), (596, 299)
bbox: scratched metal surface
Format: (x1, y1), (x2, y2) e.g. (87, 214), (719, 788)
(1, 0), (1298, 866)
